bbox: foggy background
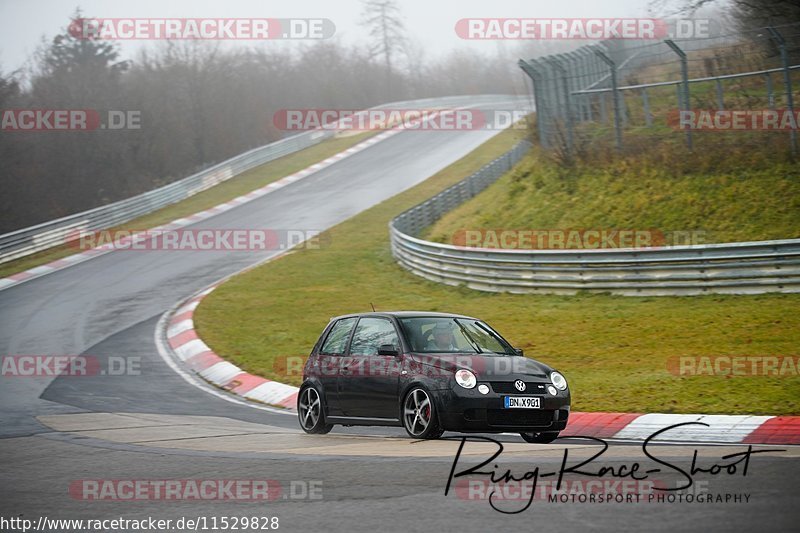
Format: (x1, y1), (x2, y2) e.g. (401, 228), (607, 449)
(2, 0), (793, 233)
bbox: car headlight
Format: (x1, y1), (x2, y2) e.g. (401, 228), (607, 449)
(550, 371), (567, 390)
(455, 369), (477, 389)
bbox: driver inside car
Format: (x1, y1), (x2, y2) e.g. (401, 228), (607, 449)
(425, 322), (457, 351)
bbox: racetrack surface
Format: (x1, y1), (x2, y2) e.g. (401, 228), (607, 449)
(1, 96), (798, 532)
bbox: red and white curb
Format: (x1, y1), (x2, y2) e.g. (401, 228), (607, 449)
(561, 412), (799, 444)
(160, 289), (800, 444)
(160, 284), (300, 411)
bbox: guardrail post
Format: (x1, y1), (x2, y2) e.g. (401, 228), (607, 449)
(767, 27), (797, 155)
(664, 39), (692, 151)
(594, 46), (622, 151)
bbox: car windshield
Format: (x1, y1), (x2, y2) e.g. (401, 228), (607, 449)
(398, 317), (516, 355)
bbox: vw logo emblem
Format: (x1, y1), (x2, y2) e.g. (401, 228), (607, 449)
(514, 380), (526, 392)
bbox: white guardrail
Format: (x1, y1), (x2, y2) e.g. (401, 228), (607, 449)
(390, 141), (800, 296)
(0, 95), (517, 265)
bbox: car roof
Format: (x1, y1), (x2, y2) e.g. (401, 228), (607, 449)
(329, 311), (478, 321)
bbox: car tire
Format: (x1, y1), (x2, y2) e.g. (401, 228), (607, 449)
(520, 431), (560, 443)
(402, 386), (444, 439)
(297, 384), (333, 434)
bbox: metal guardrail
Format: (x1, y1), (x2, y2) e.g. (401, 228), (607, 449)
(390, 142), (800, 296)
(0, 129), (332, 265)
(0, 95), (515, 265)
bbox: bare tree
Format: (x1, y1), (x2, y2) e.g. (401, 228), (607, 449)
(360, 0), (407, 98)
(649, 0), (800, 29)
(1, 8), (525, 233)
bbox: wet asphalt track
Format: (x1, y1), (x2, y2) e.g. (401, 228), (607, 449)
(0, 96), (798, 532)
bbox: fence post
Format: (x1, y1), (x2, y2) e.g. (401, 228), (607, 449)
(664, 39), (692, 151)
(594, 46), (622, 151)
(546, 56), (574, 155)
(579, 49), (595, 121)
(563, 52), (582, 122)
(765, 73), (775, 110)
(543, 60), (562, 122)
(767, 27), (797, 155)
(577, 51), (592, 122)
(537, 57), (561, 150)
(518, 59), (549, 149)
(599, 91), (608, 123)
(641, 88), (653, 127)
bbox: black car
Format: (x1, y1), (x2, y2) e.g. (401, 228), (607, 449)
(297, 312), (570, 443)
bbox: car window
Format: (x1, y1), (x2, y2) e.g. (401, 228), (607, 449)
(398, 317), (515, 355)
(320, 317), (357, 355)
(349, 317), (399, 356)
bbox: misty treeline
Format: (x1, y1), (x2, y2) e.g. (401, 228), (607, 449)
(0, 16), (533, 234)
(650, 0), (799, 30)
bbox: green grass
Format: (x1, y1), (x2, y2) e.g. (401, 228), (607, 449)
(0, 132), (374, 279)
(424, 132), (800, 246)
(195, 127), (800, 415)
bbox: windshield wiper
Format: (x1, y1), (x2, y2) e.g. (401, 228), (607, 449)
(453, 319), (486, 354)
(473, 321), (516, 355)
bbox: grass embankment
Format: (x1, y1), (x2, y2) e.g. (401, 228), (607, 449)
(195, 127), (800, 415)
(424, 134), (800, 245)
(0, 132), (373, 279)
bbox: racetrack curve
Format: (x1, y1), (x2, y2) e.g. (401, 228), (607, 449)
(1, 95), (798, 532)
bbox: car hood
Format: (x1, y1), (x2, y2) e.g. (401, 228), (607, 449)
(409, 352), (551, 379)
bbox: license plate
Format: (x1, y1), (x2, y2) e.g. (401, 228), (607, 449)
(503, 396), (541, 409)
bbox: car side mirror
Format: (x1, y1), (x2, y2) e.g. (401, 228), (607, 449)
(378, 344), (400, 356)
(514, 348), (524, 356)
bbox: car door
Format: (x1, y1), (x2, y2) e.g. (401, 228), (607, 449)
(315, 317), (357, 417)
(338, 317), (402, 419)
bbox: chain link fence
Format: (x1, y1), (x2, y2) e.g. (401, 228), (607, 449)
(519, 21), (800, 155)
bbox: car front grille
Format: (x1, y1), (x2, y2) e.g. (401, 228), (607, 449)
(486, 409), (554, 427)
(490, 381), (548, 394)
